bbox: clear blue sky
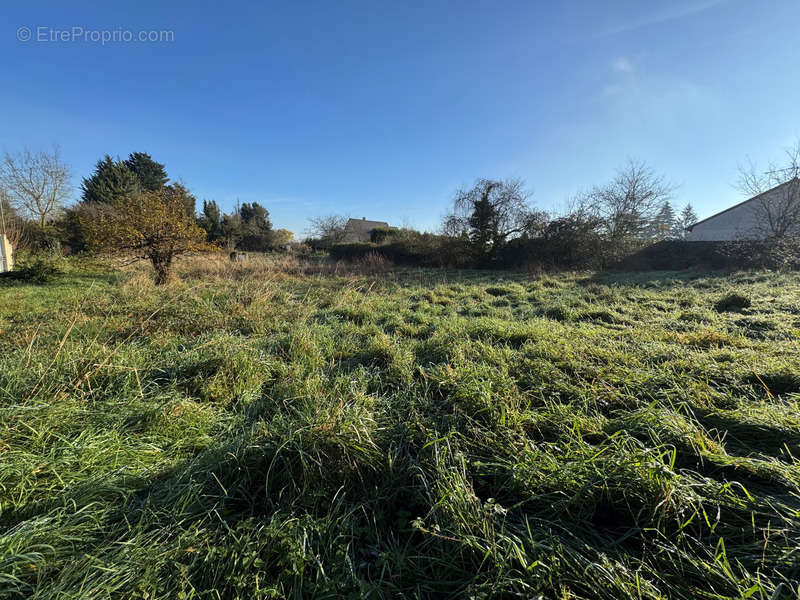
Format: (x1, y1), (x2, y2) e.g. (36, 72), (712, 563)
(2, 1), (799, 236)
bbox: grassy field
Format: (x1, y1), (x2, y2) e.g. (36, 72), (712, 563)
(1, 255), (799, 599)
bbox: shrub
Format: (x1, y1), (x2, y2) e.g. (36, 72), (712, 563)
(714, 292), (751, 312)
(498, 215), (609, 270)
(330, 234), (476, 268)
(1, 254), (62, 283)
(369, 226), (399, 244)
(290, 242), (312, 255)
(616, 239), (800, 271)
(718, 238), (800, 270)
(329, 242), (377, 261)
(19, 224), (64, 254)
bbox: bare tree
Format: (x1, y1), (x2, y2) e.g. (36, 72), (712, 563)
(444, 178), (542, 251)
(0, 187), (26, 250)
(307, 214), (349, 248)
(579, 160), (675, 241)
(0, 147), (72, 229)
(737, 141), (800, 239)
(440, 213), (468, 238)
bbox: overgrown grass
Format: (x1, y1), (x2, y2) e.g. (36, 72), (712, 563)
(1, 255), (799, 599)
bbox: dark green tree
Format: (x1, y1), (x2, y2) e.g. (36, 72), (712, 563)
(56, 206), (89, 253)
(124, 152), (169, 192)
(445, 179), (535, 257)
(80, 155), (138, 205)
(211, 202), (275, 251)
(199, 200), (223, 242)
(678, 204), (699, 239)
(468, 191), (499, 249)
(652, 200), (678, 240)
(221, 211), (243, 250)
(238, 202), (273, 251)
(240, 202), (271, 229)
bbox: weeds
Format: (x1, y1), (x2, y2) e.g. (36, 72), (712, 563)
(714, 292), (752, 312)
(1, 257), (799, 598)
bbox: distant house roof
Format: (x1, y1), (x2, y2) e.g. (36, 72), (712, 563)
(686, 178), (798, 231)
(343, 217), (390, 242)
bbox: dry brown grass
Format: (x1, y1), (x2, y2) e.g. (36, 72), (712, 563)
(112, 252), (401, 309)
(171, 251), (396, 281)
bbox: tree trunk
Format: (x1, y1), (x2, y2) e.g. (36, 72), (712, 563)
(151, 253), (173, 285)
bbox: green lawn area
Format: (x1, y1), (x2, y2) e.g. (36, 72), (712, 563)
(1, 256), (799, 599)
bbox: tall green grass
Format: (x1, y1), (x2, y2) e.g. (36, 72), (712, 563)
(1, 256), (799, 598)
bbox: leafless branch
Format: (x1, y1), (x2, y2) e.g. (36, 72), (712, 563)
(0, 187), (26, 250)
(0, 147), (72, 230)
(307, 214), (349, 246)
(445, 178), (540, 247)
(736, 140), (800, 239)
(578, 159), (675, 240)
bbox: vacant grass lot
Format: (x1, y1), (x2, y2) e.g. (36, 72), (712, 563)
(1, 255), (799, 599)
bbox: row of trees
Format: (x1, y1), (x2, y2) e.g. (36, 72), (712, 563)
(446, 143), (800, 254)
(435, 160), (700, 263)
(308, 163), (700, 262)
(312, 148), (800, 270)
(0, 148), (294, 283)
(198, 200), (292, 252)
(80, 154), (293, 254)
(3, 142), (799, 281)
(323, 152), (798, 270)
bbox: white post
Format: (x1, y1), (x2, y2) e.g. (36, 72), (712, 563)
(0, 233), (13, 273)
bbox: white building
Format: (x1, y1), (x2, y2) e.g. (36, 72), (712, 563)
(686, 179), (799, 241)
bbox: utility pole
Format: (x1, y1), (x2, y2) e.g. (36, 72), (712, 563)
(0, 188), (7, 237)
(0, 190), (8, 272)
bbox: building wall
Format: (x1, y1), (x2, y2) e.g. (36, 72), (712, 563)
(342, 219), (389, 243)
(686, 186), (788, 241)
(0, 234), (13, 273)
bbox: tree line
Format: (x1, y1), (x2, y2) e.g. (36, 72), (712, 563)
(443, 162), (699, 258)
(197, 199), (291, 252)
(3, 142), (800, 282)
(315, 160), (701, 268)
(0, 149), (293, 283)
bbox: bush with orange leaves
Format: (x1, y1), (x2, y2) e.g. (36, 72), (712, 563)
(78, 187), (213, 284)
